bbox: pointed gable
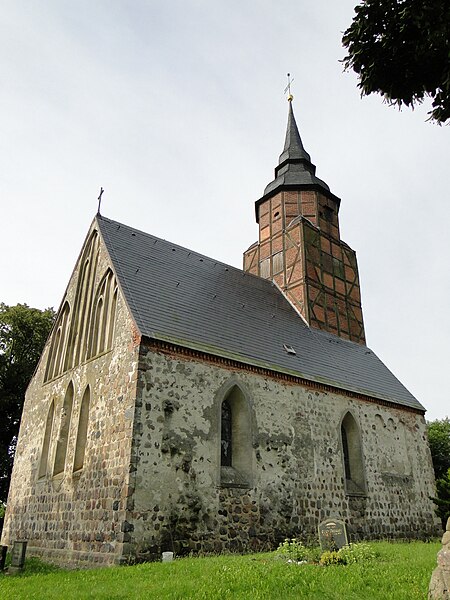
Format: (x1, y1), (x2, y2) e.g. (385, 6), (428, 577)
(44, 223), (119, 382)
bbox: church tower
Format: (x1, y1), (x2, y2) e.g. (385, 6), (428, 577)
(243, 97), (365, 344)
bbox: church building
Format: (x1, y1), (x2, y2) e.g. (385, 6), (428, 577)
(1, 98), (439, 567)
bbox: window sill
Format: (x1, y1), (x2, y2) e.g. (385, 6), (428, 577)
(220, 466), (250, 489)
(344, 479), (367, 497)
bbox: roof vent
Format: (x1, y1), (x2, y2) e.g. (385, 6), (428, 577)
(283, 344), (296, 355)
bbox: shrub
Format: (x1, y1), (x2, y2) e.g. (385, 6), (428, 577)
(305, 546), (322, 564)
(276, 538), (309, 562)
(318, 542), (377, 566)
(337, 542), (377, 564)
(319, 550), (343, 566)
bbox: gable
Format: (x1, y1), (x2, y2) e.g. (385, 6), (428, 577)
(97, 216), (424, 412)
(44, 226), (119, 383)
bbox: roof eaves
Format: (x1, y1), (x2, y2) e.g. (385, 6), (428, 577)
(255, 184), (341, 222)
(141, 332), (424, 411)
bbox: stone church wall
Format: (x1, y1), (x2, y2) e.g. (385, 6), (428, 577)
(1, 229), (140, 567)
(127, 344), (439, 558)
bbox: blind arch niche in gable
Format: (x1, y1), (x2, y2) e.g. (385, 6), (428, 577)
(44, 302), (71, 382)
(87, 269), (118, 359)
(53, 382), (74, 477)
(38, 399), (55, 479)
(65, 230), (100, 370)
(73, 386), (90, 472)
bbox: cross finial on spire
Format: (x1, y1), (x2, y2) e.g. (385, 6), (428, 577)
(97, 187), (104, 215)
(284, 73), (294, 102)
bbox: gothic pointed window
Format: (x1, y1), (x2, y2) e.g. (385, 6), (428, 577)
(219, 384), (252, 488)
(73, 386), (90, 472)
(38, 400), (55, 478)
(340, 412), (366, 495)
(53, 382), (74, 476)
(221, 400), (232, 467)
(341, 423), (351, 480)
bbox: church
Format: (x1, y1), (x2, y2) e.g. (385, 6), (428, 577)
(1, 98), (439, 567)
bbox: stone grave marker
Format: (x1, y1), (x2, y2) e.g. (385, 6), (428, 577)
(318, 519), (348, 551)
(9, 540), (27, 573)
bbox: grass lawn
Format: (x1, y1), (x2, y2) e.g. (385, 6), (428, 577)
(0, 541), (440, 600)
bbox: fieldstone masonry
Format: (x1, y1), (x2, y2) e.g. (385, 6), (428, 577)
(1, 223), (141, 567)
(125, 345), (438, 559)
(429, 517), (450, 599)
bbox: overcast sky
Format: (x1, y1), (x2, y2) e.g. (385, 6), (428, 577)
(1, 1), (448, 420)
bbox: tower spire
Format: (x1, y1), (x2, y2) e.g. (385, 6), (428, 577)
(256, 98), (336, 218)
(278, 99), (311, 166)
(244, 98), (365, 345)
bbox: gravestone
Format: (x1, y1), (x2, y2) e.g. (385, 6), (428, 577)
(318, 518), (348, 551)
(9, 540), (27, 573)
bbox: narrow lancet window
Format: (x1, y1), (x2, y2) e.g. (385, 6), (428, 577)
(341, 412), (366, 495)
(341, 423), (351, 480)
(221, 399), (232, 466)
(219, 384), (252, 487)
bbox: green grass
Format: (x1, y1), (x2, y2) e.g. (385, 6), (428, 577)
(0, 541), (439, 600)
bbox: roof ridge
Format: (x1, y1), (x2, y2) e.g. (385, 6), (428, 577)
(97, 214), (280, 289)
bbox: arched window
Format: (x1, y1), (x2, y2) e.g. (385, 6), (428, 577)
(53, 382), (74, 476)
(341, 423), (351, 480)
(38, 400), (55, 478)
(219, 384), (252, 487)
(340, 412), (366, 495)
(221, 399), (232, 467)
(44, 302), (70, 382)
(73, 386), (90, 472)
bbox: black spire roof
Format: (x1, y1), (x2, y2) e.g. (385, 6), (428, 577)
(255, 99), (340, 221)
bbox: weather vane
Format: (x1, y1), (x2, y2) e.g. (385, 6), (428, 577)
(97, 187), (104, 215)
(284, 72), (294, 101)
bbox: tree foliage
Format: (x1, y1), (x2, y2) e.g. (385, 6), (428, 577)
(427, 418), (450, 529)
(432, 468), (450, 529)
(342, 0), (450, 124)
(428, 418), (450, 480)
(0, 303), (55, 503)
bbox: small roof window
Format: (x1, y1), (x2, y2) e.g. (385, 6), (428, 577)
(283, 344), (296, 355)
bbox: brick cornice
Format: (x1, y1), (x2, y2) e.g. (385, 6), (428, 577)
(141, 337), (424, 415)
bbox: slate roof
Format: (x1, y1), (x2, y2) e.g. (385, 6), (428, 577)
(97, 215), (424, 412)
